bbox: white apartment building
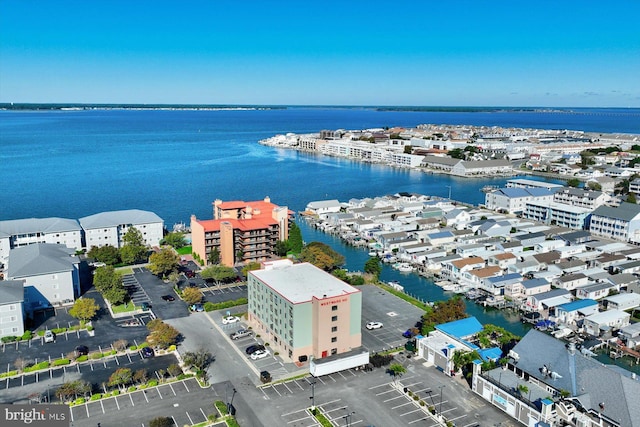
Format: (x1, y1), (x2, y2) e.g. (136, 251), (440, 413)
(589, 203), (640, 243)
(79, 209), (164, 249)
(6, 243), (80, 313)
(0, 217), (82, 264)
(553, 188), (611, 209)
(0, 280), (25, 339)
(524, 201), (592, 229)
(485, 187), (556, 214)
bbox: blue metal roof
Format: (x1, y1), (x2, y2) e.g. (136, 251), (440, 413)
(478, 347), (503, 361)
(522, 278), (549, 289)
(557, 299), (598, 312)
(436, 316), (483, 339)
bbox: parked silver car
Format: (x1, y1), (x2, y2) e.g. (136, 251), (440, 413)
(230, 329), (252, 340)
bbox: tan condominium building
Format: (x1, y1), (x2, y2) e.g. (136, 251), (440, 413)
(190, 197), (290, 267)
(248, 260), (362, 363)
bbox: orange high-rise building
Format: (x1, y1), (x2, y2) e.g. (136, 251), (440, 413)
(190, 197), (290, 267)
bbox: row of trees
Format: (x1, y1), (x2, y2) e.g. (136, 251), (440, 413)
(88, 227), (148, 266)
(93, 266), (127, 305)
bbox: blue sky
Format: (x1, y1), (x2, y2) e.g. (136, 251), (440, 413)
(1, 1), (638, 107)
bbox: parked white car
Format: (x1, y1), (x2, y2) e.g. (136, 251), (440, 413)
(222, 316), (240, 325)
(44, 330), (55, 343)
(366, 321), (383, 330)
(250, 349), (270, 360)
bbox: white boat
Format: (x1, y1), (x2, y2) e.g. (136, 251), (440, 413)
(387, 281), (404, 292)
(368, 251), (379, 257)
(393, 262), (413, 272)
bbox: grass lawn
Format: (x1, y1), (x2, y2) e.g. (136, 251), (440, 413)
(115, 266), (134, 275)
(177, 245), (192, 255)
(111, 301), (137, 314)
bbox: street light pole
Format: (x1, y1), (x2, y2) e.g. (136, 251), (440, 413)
(308, 376), (317, 410)
(438, 385), (445, 418)
(342, 411), (355, 427)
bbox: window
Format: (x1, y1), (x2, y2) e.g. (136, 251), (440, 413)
(331, 315), (337, 322)
(331, 326), (337, 332)
(331, 305), (338, 311)
(331, 348), (337, 355)
(331, 337), (337, 343)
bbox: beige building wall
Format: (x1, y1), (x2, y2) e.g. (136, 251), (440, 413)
(219, 221), (235, 267)
(311, 295), (359, 358)
(190, 215), (206, 263)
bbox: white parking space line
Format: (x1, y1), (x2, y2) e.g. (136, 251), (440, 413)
(85, 403), (89, 418)
(168, 383), (177, 396)
(100, 400), (105, 414)
(114, 396), (121, 410)
(156, 387), (163, 399)
(260, 388), (270, 399)
(392, 401), (414, 410)
(186, 411), (194, 425)
(448, 414), (468, 422)
(369, 383), (390, 390)
(294, 381), (304, 390)
(383, 395), (405, 403)
(129, 393), (135, 406)
(271, 386), (282, 396)
(282, 382), (293, 394)
(400, 408), (424, 417)
(318, 399), (341, 408)
(200, 407), (207, 421)
(375, 389), (396, 396)
(317, 377), (326, 385)
(182, 379), (190, 392)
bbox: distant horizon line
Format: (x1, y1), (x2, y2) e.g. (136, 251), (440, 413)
(1, 103), (639, 111)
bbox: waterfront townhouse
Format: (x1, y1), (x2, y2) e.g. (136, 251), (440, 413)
(443, 256), (485, 281)
(487, 252), (517, 270)
(603, 293), (640, 311)
(575, 282), (617, 300)
(80, 209), (164, 249)
(519, 278), (551, 297)
(0, 217), (82, 264)
(629, 177), (640, 194)
(589, 202), (640, 243)
(554, 299), (599, 324)
(525, 288), (572, 312)
(481, 273), (522, 295)
(472, 329), (640, 427)
(485, 187), (556, 214)
(247, 260), (361, 362)
(305, 200), (342, 218)
(460, 265), (502, 287)
(0, 280), (25, 339)
(421, 155), (461, 172)
(191, 197), (290, 267)
(6, 243), (80, 313)
(583, 310), (630, 337)
(618, 323), (640, 348)
(552, 188), (611, 209)
(505, 179), (564, 190)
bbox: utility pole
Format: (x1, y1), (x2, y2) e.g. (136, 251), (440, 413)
(342, 411), (355, 427)
(228, 388), (237, 414)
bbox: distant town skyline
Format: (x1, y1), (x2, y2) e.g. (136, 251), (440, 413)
(1, 1), (638, 107)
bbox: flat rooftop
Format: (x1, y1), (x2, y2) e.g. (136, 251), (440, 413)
(250, 262), (360, 304)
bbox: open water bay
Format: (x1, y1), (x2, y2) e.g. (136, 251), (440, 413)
(2, 107), (640, 371)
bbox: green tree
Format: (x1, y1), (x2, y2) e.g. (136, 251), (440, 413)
(288, 222), (303, 253)
(364, 257), (382, 278)
(566, 178), (581, 188)
(182, 287), (203, 305)
(403, 145), (413, 154)
(207, 247), (220, 265)
(120, 227), (147, 264)
(200, 265), (237, 283)
(56, 380), (91, 402)
(628, 193), (637, 204)
(148, 248), (179, 278)
(92, 265), (126, 305)
(389, 363), (406, 378)
(87, 245), (120, 265)
(448, 148), (464, 159)
(421, 297), (467, 335)
(133, 368), (148, 384)
(108, 367), (133, 389)
(160, 232), (186, 249)
(300, 242), (345, 271)
(586, 181), (602, 191)
(241, 261), (261, 278)
(146, 319), (180, 349)
(68, 298), (99, 324)
(275, 240), (289, 256)
(182, 349), (213, 370)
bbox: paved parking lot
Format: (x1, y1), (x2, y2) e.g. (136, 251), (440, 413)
(70, 377), (220, 427)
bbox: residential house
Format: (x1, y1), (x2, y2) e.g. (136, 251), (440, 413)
(603, 293), (640, 311)
(305, 200), (342, 218)
(472, 329), (640, 427)
(553, 188), (611, 209)
(553, 273), (588, 291)
(485, 187), (556, 214)
(487, 252), (517, 269)
(443, 257), (485, 281)
(520, 278), (551, 297)
(482, 273), (522, 296)
(525, 289), (572, 311)
(583, 310), (630, 336)
(575, 283), (617, 300)
(451, 159), (512, 177)
(523, 201), (591, 230)
(555, 299), (599, 324)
